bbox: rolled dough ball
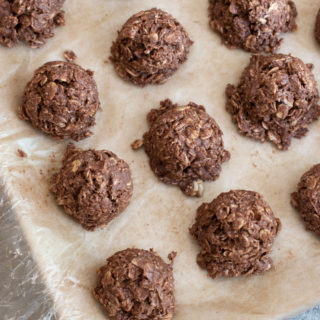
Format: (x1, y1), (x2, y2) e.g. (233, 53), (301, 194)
(93, 248), (176, 320)
(110, 8), (193, 86)
(19, 61), (100, 141)
(190, 190), (281, 278)
(50, 144), (133, 231)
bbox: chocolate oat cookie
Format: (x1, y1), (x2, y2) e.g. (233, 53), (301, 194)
(19, 61), (100, 141)
(93, 248), (176, 320)
(209, 0), (297, 53)
(315, 9), (320, 44)
(291, 164), (320, 235)
(226, 54), (320, 150)
(132, 99), (230, 197)
(50, 144), (133, 231)
(190, 190), (281, 278)
(0, 0), (65, 48)
(110, 8), (193, 86)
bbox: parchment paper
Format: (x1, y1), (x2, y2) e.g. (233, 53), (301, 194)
(1, 0), (320, 319)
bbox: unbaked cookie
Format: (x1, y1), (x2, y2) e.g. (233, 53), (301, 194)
(132, 99), (230, 197)
(93, 248), (176, 320)
(110, 8), (193, 86)
(291, 164), (320, 235)
(50, 144), (133, 231)
(226, 54), (320, 150)
(190, 190), (281, 278)
(209, 0), (297, 52)
(19, 61), (100, 141)
(0, 0), (65, 48)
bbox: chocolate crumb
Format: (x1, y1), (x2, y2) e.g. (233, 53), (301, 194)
(63, 50), (77, 62)
(190, 190), (281, 278)
(131, 139), (144, 150)
(93, 248), (175, 320)
(226, 54), (320, 150)
(17, 149), (27, 158)
(209, 0), (297, 53)
(110, 8), (193, 86)
(134, 99), (230, 197)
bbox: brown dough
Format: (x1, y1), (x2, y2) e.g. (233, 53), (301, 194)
(190, 190), (281, 278)
(93, 248), (176, 320)
(50, 144), (133, 231)
(0, 0), (65, 48)
(315, 9), (320, 44)
(110, 8), (193, 86)
(19, 61), (100, 141)
(133, 99), (230, 197)
(226, 54), (320, 150)
(209, 0), (297, 53)
(291, 164), (320, 235)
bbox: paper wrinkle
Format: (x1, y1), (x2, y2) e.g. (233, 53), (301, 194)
(1, 0), (320, 319)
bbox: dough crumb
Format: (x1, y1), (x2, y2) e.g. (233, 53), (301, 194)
(63, 50), (77, 62)
(17, 149), (27, 158)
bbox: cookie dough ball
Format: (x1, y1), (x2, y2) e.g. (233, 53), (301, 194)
(110, 8), (193, 86)
(0, 0), (65, 48)
(291, 164), (320, 235)
(133, 99), (230, 197)
(93, 248), (176, 320)
(19, 61), (100, 141)
(190, 190), (281, 278)
(315, 9), (320, 44)
(209, 0), (297, 53)
(226, 54), (320, 150)
(50, 144), (133, 231)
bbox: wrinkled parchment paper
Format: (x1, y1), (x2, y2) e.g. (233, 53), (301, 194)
(1, 0), (320, 319)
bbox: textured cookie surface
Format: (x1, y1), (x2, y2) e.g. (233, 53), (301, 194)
(226, 54), (320, 150)
(0, 0), (65, 48)
(19, 61), (100, 141)
(190, 190), (281, 278)
(134, 99), (230, 197)
(50, 144), (133, 231)
(209, 0), (297, 52)
(291, 164), (320, 235)
(93, 248), (175, 320)
(110, 8), (193, 86)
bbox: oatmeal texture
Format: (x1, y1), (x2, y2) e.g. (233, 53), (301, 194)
(291, 164), (320, 235)
(190, 190), (281, 278)
(0, 0), (65, 48)
(19, 61), (100, 141)
(209, 0), (297, 53)
(63, 50), (77, 62)
(226, 54), (320, 150)
(93, 248), (176, 320)
(50, 144), (133, 231)
(133, 99), (230, 197)
(110, 8), (193, 86)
